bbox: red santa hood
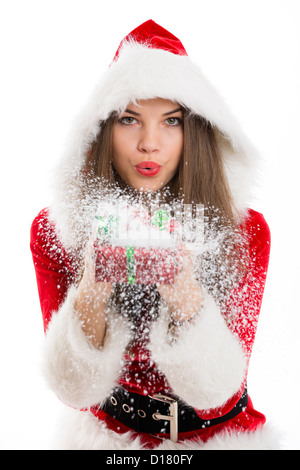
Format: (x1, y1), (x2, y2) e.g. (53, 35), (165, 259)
(50, 20), (260, 249)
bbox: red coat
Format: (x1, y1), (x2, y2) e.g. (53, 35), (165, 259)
(30, 207), (271, 449)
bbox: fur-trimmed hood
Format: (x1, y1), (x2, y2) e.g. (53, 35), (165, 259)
(50, 19), (260, 249)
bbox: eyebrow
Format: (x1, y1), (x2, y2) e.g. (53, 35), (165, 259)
(162, 107), (182, 116)
(124, 107), (182, 117)
(124, 109), (141, 116)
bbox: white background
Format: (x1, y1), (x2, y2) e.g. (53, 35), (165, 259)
(1, 0), (299, 449)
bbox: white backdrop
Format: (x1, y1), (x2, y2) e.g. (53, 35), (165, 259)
(1, 0), (299, 450)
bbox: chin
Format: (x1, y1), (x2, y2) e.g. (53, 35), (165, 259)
(138, 186), (160, 193)
(131, 181), (163, 193)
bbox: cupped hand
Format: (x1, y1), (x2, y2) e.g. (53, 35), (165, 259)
(78, 239), (113, 305)
(156, 244), (203, 323)
(75, 239), (113, 348)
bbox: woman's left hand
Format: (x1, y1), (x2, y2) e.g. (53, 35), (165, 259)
(157, 244), (203, 323)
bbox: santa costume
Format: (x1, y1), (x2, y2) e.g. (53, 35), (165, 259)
(30, 20), (278, 450)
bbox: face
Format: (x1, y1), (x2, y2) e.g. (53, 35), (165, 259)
(112, 98), (184, 193)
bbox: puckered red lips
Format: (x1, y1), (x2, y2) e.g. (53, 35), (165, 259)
(135, 161), (162, 176)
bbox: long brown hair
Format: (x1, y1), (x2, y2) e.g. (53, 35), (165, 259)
(176, 112), (236, 222)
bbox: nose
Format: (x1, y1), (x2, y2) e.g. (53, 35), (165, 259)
(137, 125), (160, 154)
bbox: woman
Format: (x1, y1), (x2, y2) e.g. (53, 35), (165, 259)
(30, 20), (276, 449)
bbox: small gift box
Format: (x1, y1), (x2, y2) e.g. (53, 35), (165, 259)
(93, 205), (181, 284)
(94, 243), (181, 284)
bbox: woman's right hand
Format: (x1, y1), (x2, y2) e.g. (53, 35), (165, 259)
(75, 240), (113, 348)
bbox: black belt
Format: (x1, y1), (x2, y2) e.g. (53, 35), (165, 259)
(97, 386), (248, 442)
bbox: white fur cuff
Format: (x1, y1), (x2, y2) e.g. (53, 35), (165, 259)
(148, 292), (247, 411)
(42, 286), (132, 410)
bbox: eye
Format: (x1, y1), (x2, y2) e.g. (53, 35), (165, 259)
(119, 116), (137, 125)
(165, 117), (183, 126)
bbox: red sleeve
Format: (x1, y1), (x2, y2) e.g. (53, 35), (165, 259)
(223, 209), (271, 359)
(30, 208), (77, 333)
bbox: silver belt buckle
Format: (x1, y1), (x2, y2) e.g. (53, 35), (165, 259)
(148, 394), (178, 443)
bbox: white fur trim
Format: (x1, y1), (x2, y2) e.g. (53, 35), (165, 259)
(59, 41), (258, 181)
(54, 407), (280, 450)
(148, 291), (247, 410)
(50, 42), (260, 248)
(42, 286), (132, 409)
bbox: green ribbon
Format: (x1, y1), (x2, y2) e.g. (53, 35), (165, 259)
(95, 215), (119, 238)
(150, 209), (170, 231)
(126, 245), (135, 284)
